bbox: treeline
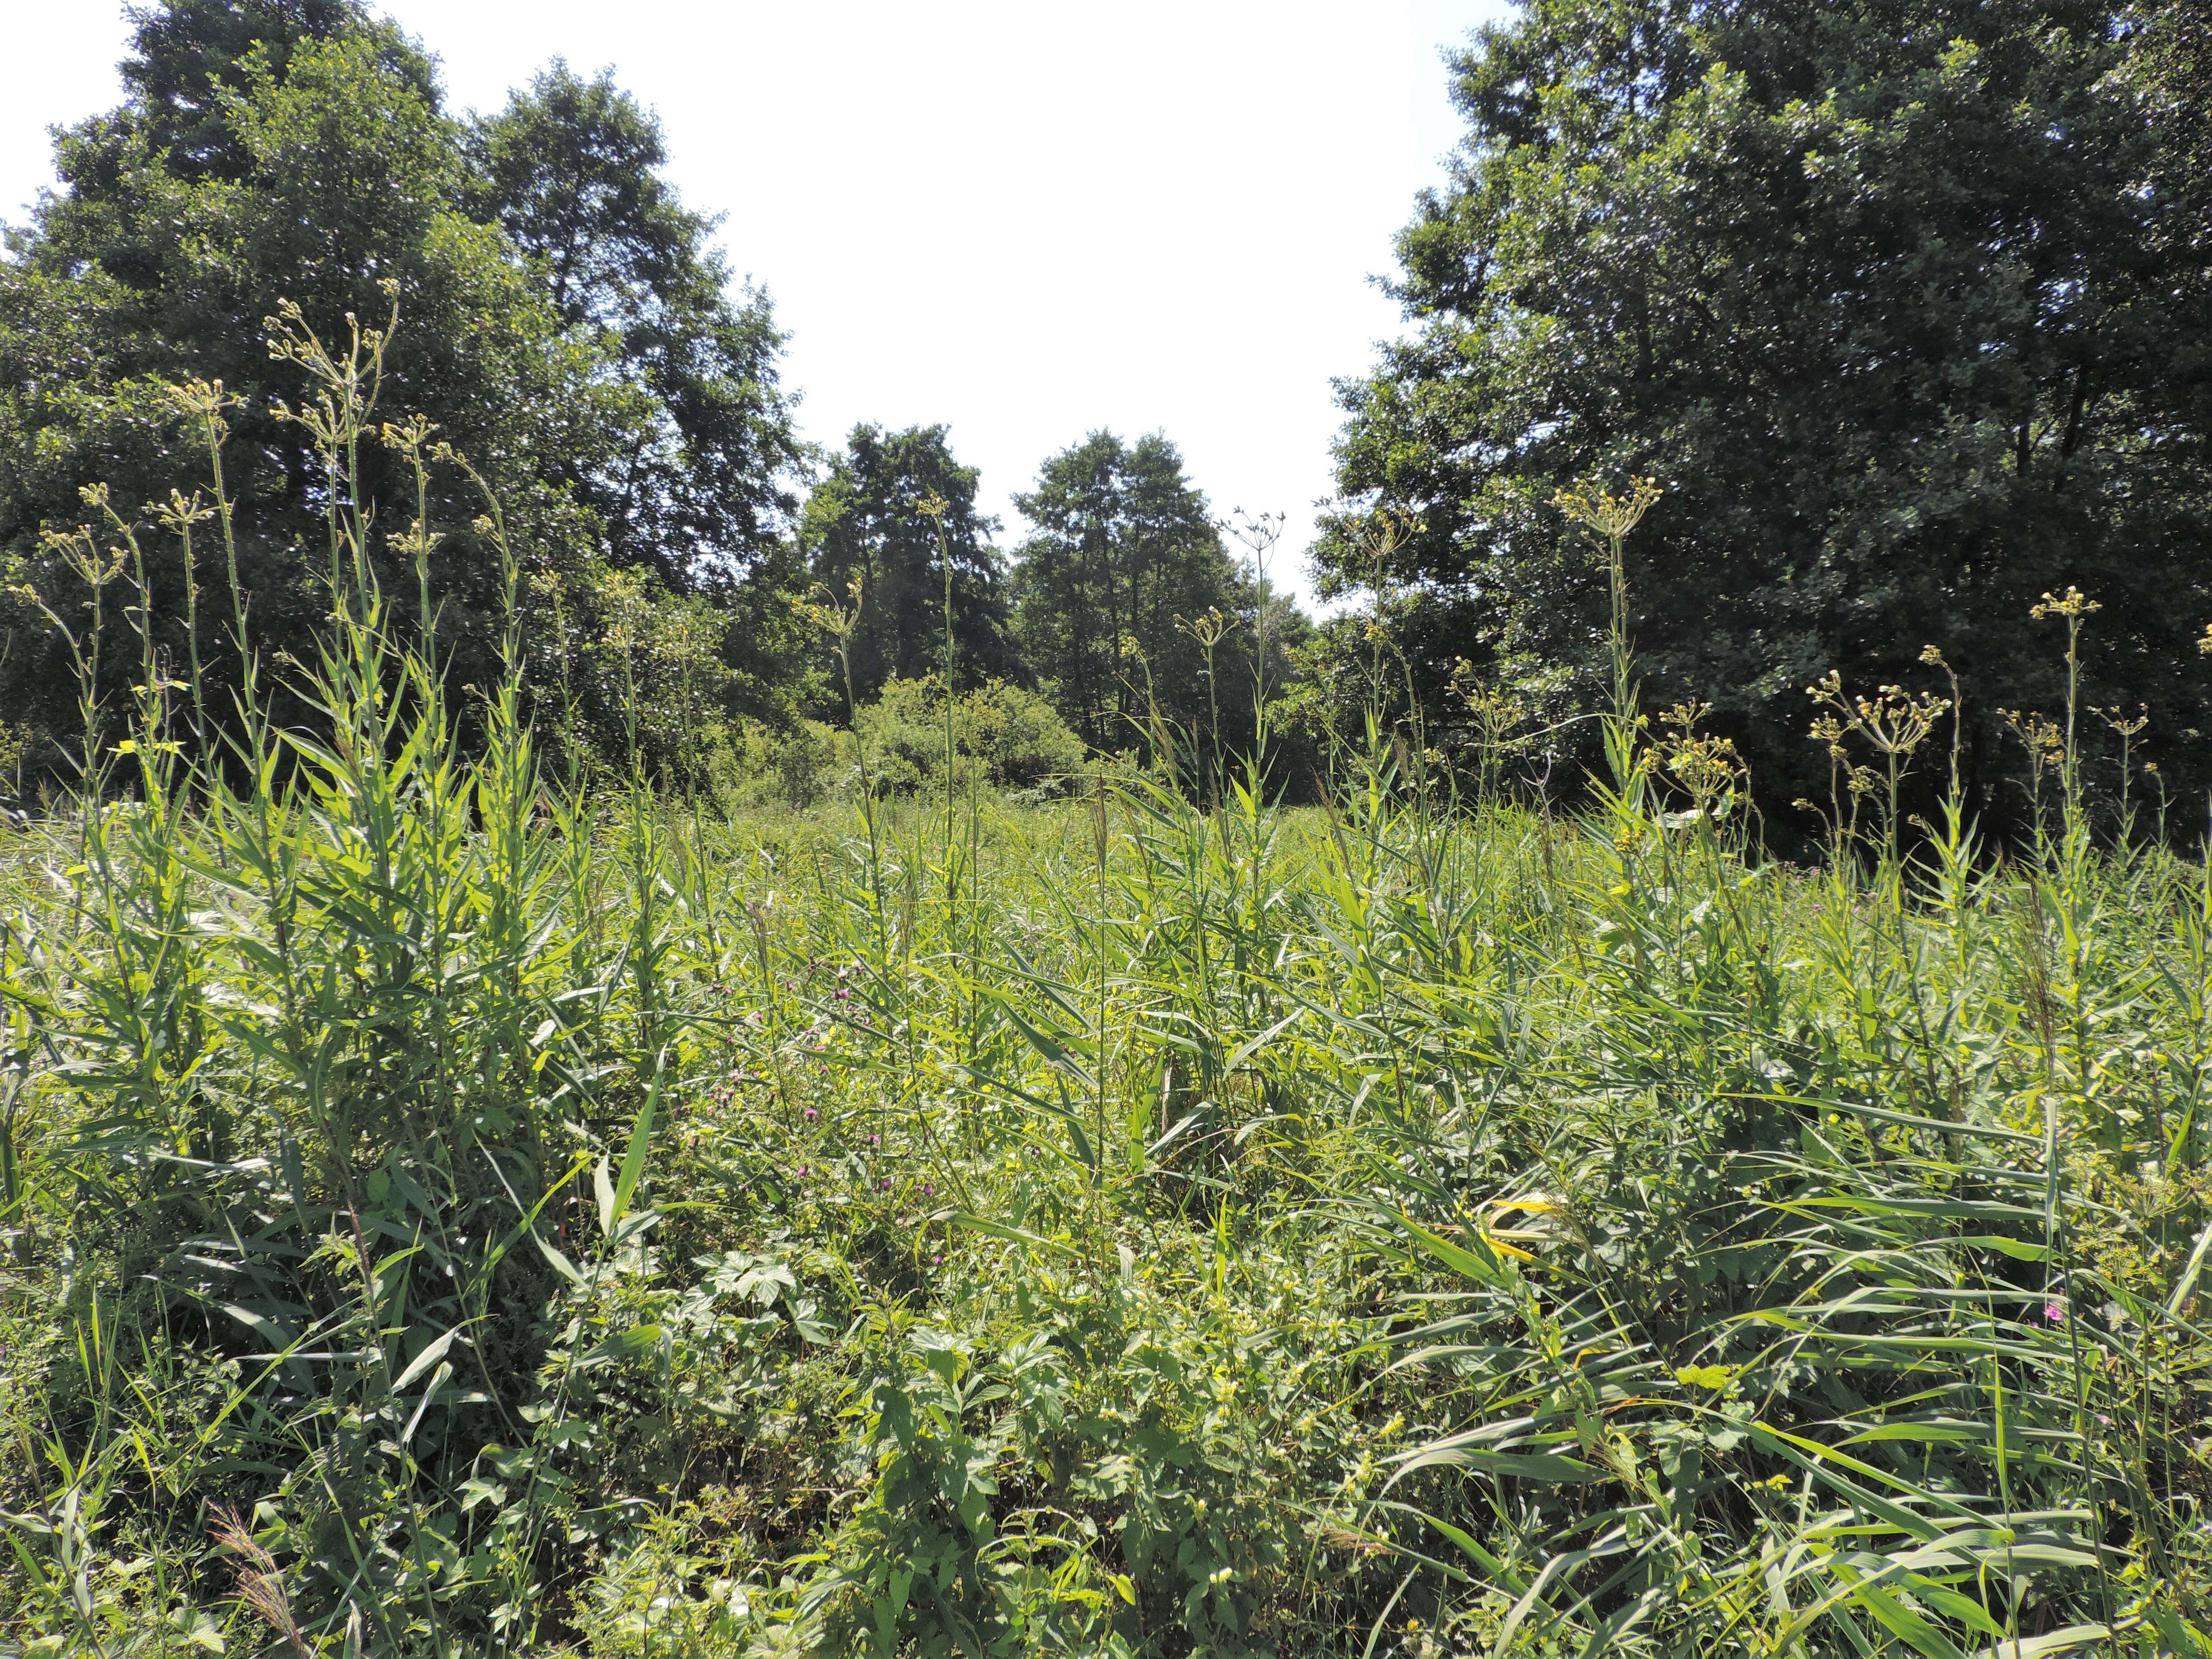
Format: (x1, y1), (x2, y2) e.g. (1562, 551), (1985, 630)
(1321, 0), (2212, 840)
(0, 0), (1299, 797)
(9, 0), (2212, 836)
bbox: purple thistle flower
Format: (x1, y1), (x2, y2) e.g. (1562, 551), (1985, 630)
(804, 1107), (817, 1121)
(921, 1184), (934, 1197)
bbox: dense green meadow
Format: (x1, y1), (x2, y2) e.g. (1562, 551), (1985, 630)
(0, 333), (2205, 1659)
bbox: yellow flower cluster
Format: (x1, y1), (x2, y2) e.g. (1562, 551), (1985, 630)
(1551, 475), (1663, 541)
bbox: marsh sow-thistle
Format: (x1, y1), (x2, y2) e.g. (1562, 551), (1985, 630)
(2024, 584), (2105, 841)
(1551, 474), (1662, 543)
(1655, 698), (1745, 816)
(1551, 474), (1664, 791)
(1803, 667), (1951, 853)
(1450, 658), (1532, 800)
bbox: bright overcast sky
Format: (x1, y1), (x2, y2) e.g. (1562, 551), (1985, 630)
(1, 0), (1504, 601)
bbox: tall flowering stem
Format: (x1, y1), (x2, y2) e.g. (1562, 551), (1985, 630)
(1553, 476), (1662, 794)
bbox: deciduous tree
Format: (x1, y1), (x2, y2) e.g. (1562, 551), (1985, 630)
(1012, 432), (1255, 756)
(801, 424), (1016, 705)
(467, 64), (801, 593)
(0, 2), (805, 771)
(1328, 0), (2212, 826)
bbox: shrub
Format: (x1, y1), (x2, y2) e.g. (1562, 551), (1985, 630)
(716, 717), (855, 810)
(855, 675), (1085, 797)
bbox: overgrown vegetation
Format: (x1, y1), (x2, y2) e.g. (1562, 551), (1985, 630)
(0, 309), (2207, 1659)
(0, 5), (805, 770)
(1324, 0), (2212, 830)
(0, 2), (1297, 794)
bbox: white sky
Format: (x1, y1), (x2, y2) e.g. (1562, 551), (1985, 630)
(1, 0), (1503, 602)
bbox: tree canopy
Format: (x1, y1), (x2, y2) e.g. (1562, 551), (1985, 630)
(0, 0), (1302, 789)
(801, 424), (1017, 706)
(1327, 0), (2212, 825)
(1011, 432), (1257, 756)
(1, 11), (559, 744)
(0, 0), (803, 771)
(466, 64), (801, 593)
(120, 0), (433, 180)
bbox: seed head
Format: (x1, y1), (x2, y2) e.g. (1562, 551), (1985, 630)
(2031, 586), (2100, 622)
(211, 1506), (309, 1658)
(2096, 703), (2149, 740)
(1552, 476), (1662, 541)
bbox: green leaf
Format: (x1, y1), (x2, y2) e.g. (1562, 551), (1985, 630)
(1968, 1623), (2111, 1659)
(590, 1325), (662, 1363)
(457, 1477), (508, 1513)
(1389, 1434), (1601, 1484)
(2167, 1219), (2212, 1319)
(1399, 1217), (1513, 1289)
(392, 1325), (460, 1392)
(219, 1304), (299, 1356)
(610, 1050), (663, 1228)
(533, 1229), (588, 1289)
(942, 1212), (1079, 1257)
(400, 1362), (451, 1445)
(1843, 1575), (1968, 1659)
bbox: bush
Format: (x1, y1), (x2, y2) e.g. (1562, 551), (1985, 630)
(855, 675), (1085, 797)
(716, 718), (855, 810)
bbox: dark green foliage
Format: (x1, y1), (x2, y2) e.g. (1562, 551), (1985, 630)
(118, 0), (432, 181)
(466, 64), (802, 595)
(0, 2), (805, 773)
(1328, 0), (2212, 830)
(0, 13), (564, 755)
(802, 424), (1018, 704)
(1011, 432), (1257, 756)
